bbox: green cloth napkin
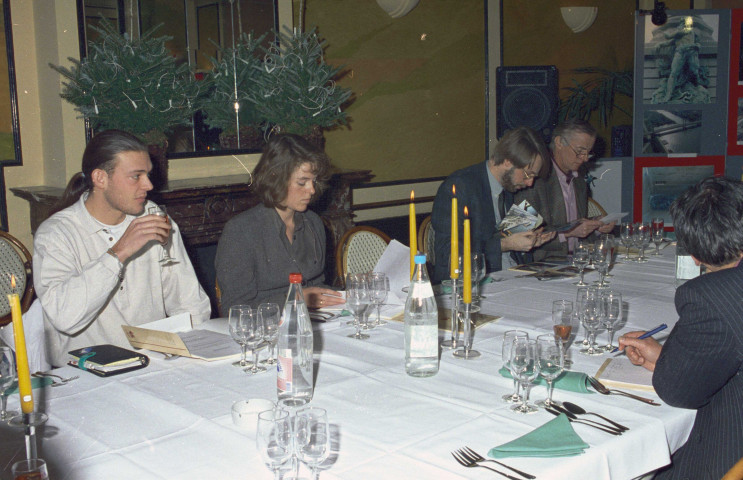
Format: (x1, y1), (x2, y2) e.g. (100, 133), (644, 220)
(498, 367), (593, 394)
(3, 376), (54, 395)
(488, 413), (589, 458)
(441, 276), (493, 294)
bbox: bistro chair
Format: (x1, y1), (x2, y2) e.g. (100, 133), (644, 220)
(0, 231), (34, 327)
(417, 214), (435, 266)
(587, 197), (608, 218)
(335, 226), (391, 288)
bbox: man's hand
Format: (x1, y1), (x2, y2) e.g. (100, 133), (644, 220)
(617, 331), (663, 372)
(597, 220), (616, 234)
(501, 231), (538, 252)
(304, 287), (344, 309)
(110, 214), (171, 263)
(564, 218), (602, 239)
(534, 228), (556, 247)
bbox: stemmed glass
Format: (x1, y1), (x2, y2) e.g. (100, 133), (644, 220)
(593, 237), (610, 287)
(572, 240), (590, 286)
(369, 272), (389, 327)
(346, 273), (371, 340)
(576, 286), (590, 347)
(651, 218), (665, 255)
(509, 337), (540, 414)
(501, 330), (528, 403)
(633, 222), (651, 263)
(580, 288), (604, 356)
(601, 291), (623, 351)
(600, 233), (616, 277)
(295, 407), (330, 480)
(257, 409), (293, 480)
(472, 252), (487, 300)
(551, 300), (573, 368)
(148, 204), (179, 265)
(535, 334), (564, 408)
(0, 346), (18, 420)
(259, 303), (280, 366)
(619, 222), (634, 261)
(229, 305), (265, 373)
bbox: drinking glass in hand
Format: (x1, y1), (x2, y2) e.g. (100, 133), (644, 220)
(369, 272), (389, 327)
(259, 303), (281, 366)
(572, 241), (590, 286)
(148, 204), (178, 265)
(256, 409), (293, 480)
(552, 300), (573, 368)
(601, 291), (623, 351)
(346, 273), (371, 340)
(0, 346), (18, 420)
(501, 330), (528, 403)
(651, 218), (665, 255)
(580, 289), (604, 356)
(535, 334), (564, 408)
(295, 407), (330, 479)
(509, 337), (540, 414)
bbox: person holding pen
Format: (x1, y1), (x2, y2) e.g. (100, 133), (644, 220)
(618, 176), (743, 480)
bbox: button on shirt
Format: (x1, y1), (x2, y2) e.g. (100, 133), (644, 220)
(487, 167), (517, 269)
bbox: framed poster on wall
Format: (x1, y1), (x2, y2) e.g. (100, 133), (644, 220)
(633, 156), (725, 228)
(633, 10), (730, 157)
(728, 9), (743, 156)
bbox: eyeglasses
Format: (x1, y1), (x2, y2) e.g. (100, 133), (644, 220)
(563, 139), (595, 160)
(522, 168), (538, 180)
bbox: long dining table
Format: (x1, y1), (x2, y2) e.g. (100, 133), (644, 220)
(0, 244), (695, 480)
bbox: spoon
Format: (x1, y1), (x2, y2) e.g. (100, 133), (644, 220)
(588, 377), (662, 406)
(550, 403), (624, 434)
(562, 401), (629, 431)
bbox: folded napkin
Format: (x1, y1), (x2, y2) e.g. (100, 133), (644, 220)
(488, 413), (589, 458)
(3, 376), (54, 395)
(498, 367), (594, 394)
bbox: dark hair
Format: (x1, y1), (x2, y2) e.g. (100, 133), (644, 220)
(550, 118), (597, 149)
(252, 134), (331, 209)
(52, 130), (148, 214)
(491, 126), (549, 175)
(670, 176), (743, 267)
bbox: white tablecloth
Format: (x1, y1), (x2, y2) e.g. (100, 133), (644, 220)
(0, 246), (696, 479)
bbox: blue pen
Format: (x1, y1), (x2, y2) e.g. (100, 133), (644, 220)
(611, 323), (668, 353)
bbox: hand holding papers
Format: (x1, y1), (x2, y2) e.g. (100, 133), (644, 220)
(498, 200), (544, 236)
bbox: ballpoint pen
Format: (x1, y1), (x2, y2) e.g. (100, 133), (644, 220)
(611, 323), (668, 353)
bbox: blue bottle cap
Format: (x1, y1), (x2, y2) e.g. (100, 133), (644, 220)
(414, 254), (426, 264)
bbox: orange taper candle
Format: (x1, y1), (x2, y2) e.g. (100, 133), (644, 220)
(450, 185), (459, 279)
(409, 190), (417, 278)
(463, 208), (471, 304)
(9, 275), (33, 414)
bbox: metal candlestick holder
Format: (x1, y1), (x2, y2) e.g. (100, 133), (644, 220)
(440, 278), (462, 349)
(453, 302), (480, 359)
(10, 411), (48, 460)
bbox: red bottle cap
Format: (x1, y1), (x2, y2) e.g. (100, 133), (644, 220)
(289, 273), (303, 284)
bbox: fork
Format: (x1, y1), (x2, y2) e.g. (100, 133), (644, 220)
(32, 371), (79, 386)
(459, 447), (536, 479)
(451, 450), (522, 480)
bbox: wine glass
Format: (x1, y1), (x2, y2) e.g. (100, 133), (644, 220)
(346, 273), (371, 340)
(593, 237), (610, 287)
(551, 300), (573, 368)
(576, 286), (590, 347)
(600, 233), (616, 277)
(0, 346), (18, 420)
(651, 218), (665, 255)
(501, 330), (528, 403)
(369, 272), (389, 327)
(535, 334), (564, 408)
(259, 303), (281, 366)
(580, 289), (604, 356)
(601, 290), (623, 351)
(473, 252), (487, 300)
(509, 337), (540, 414)
(633, 222), (650, 263)
(572, 241), (590, 286)
(256, 409), (293, 480)
(229, 305), (256, 370)
(619, 222), (634, 261)
(295, 407), (330, 480)
(148, 204), (179, 265)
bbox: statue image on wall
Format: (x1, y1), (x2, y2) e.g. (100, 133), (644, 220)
(650, 15), (716, 104)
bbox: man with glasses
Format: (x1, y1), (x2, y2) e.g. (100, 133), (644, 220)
(431, 126), (555, 283)
(515, 118), (614, 262)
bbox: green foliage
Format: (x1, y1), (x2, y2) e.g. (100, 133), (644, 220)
(559, 68), (633, 128)
(200, 32), (267, 134)
(49, 20), (201, 145)
(251, 27), (352, 136)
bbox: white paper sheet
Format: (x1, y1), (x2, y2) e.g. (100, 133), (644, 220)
(372, 239), (410, 305)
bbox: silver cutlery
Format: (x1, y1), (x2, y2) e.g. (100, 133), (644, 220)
(451, 450), (522, 479)
(588, 377), (661, 406)
(550, 404), (624, 434)
(458, 447), (535, 479)
(544, 407), (621, 435)
(561, 401), (629, 431)
(32, 371), (79, 386)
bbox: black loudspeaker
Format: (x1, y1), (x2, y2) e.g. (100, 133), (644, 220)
(496, 65), (559, 143)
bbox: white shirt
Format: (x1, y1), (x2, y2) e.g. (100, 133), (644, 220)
(33, 195), (211, 366)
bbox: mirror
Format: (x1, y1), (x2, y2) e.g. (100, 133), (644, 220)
(0, 0), (21, 231)
(77, 0), (278, 157)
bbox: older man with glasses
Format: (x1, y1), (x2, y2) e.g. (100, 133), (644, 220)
(515, 118), (615, 263)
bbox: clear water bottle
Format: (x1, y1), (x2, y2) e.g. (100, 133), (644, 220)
(277, 273), (314, 406)
(405, 254), (439, 377)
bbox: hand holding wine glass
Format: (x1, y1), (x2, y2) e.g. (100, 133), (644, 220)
(147, 204), (179, 265)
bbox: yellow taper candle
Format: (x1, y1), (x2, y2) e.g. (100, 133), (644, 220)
(463, 207), (471, 304)
(9, 275), (33, 414)
(450, 185), (459, 279)
(409, 190), (417, 278)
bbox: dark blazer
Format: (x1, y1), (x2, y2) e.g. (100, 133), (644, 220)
(430, 161), (522, 284)
(653, 261), (743, 480)
(514, 160), (588, 261)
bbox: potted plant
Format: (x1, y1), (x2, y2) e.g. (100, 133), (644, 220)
(251, 27), (352, 149)
(50, 20), (201, 187)
(559, 67), (633, 128)
(200, 32), (268, 150)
